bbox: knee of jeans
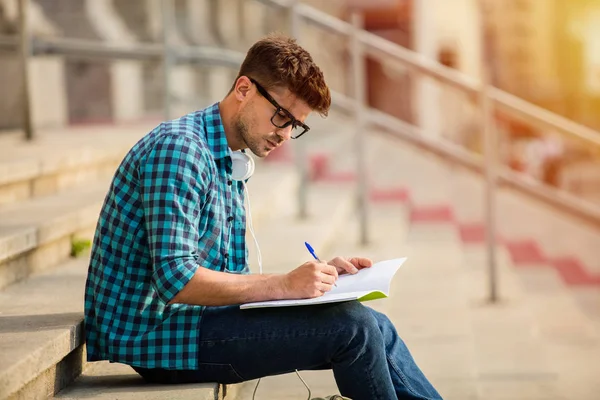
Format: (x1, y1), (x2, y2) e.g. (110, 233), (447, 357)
(370, 309), (408, 349)
(371, 309), (396, 335)
(329, 303), (385, 362)
(336, 302), (380, 341)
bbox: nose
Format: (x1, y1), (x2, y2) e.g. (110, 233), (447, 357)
(275, 125), (293, 142)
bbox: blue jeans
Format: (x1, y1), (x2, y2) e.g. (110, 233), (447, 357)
(134, 301), (442, 400)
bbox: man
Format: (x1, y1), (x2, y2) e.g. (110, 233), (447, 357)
(84, 34), (442, 400)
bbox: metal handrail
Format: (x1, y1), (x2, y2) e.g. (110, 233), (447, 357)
(0, 35), (247, 67)
(361, 29), (481, 96)
(297, 3), (353, 36)
(33, 37), (163, 60)
(491, 88), (600, 147)
(367, 100), (600, 225)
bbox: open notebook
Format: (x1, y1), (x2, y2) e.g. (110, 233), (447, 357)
(240, 257), (407, 309)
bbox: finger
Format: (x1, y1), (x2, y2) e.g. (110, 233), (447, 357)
(348, 257), (373, 269)
(317, 281), (334, 293)
(321, 263), (339, 281)
(329, 256), (358, 274)
(319, 271), (337, 285)
(327, 260), (346, 275)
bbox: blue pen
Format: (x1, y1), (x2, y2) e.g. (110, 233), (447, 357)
(305, 242), (337, 287)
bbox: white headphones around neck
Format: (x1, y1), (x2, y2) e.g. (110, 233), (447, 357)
(230, 150), (255, 181)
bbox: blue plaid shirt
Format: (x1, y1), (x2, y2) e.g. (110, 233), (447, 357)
(84, 103), (248, 369)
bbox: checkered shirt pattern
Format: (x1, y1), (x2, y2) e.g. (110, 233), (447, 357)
(84, 103), (248, 369)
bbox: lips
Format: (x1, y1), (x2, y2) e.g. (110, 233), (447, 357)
(266, 139), (278, 150)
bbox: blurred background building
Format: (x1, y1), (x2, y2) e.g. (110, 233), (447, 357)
(1, 0), (599, 129)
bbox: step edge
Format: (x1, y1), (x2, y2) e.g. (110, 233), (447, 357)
(0, 140), (133, 187)
(0, 319), (84, 399)
(0, 194), (105, 264)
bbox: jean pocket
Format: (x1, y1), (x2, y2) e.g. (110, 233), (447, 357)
(197, 362), (245, 384)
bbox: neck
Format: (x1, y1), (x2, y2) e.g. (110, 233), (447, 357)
(219, 95), (245, 151)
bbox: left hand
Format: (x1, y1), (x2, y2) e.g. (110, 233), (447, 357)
(327, 256), (373, 275)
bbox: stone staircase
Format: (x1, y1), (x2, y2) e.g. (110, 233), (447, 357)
(0, 123), (152, 399)
(1, 110), (600, 399)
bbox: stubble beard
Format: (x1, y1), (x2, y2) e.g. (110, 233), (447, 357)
(235, 114), (270, 158)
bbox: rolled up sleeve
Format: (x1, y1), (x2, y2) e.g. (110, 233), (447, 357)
(139, 130), (210, 303)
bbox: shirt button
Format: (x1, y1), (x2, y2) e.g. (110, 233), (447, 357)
(224, 253), (229, 259)
(227, 180), (232, 186)
(227, 216), (234, 223)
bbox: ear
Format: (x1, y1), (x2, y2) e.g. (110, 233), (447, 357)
(234, 76), (253, 102)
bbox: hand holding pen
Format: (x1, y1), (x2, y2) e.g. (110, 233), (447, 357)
(280, 251), (339, 299)
(305, 242), (337, 287)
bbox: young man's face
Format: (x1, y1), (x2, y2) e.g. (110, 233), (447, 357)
(234, 77), (312, 158)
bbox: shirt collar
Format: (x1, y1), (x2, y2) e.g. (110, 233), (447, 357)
(202, 102), (230, 160)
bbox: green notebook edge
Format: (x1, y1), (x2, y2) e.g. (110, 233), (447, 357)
(357, 291), (388, 302)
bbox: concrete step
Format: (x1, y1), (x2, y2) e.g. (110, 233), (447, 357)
(0, 257), (88, 400)
(463, 247), (571, 400)
(450, 167), (600, 278)
(394, 222), (478, 400)
(367, 130), (455, 206)
(0, 123), (150, 208)
(514, 266), (598, 341)
(54, 362), (227, 400)
(0, 130), (22, 147)
(571, 286), (600, 333)
(0, 259), (228, 400)
(511, 265), (600, 400)
(0, 178), (111, 289)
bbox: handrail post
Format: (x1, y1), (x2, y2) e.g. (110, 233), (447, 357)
(287, 0), (308, 220)
(161, 0), (174, 121)
(479, 0), (499, 302)
(351, 12), (369, 245)
(17, 0), (33, 140)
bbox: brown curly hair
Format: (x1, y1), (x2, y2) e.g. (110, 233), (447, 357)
(232, 33), (331, 117)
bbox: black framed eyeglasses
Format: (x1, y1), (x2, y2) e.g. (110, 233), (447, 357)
(248, 77), (310, 139)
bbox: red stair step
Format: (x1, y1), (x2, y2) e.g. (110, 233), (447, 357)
(321, 171), (357, 182)
(410, 205), (454, 223)
(370, 188), (410, 203)
(550, 257), (600, 286)
(504, 240), (546, 264)
(458, 223), (505, 244)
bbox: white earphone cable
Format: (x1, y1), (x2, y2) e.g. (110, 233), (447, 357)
(251, 371), (311, 400)
(242, 182), (263, 274)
